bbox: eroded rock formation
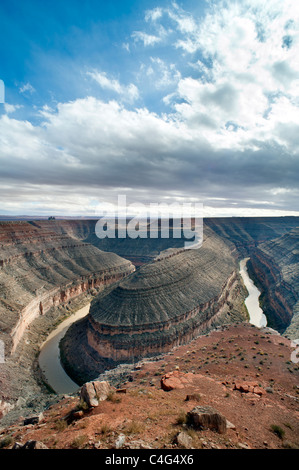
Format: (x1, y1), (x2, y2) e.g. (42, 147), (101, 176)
(0, 221), (135, 353)
(248, 228), (299, 337)
(60, 227), (248, 384)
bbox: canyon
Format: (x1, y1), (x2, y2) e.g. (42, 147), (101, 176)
(0, 216), (298, 428)
(60, 226), (248, 384)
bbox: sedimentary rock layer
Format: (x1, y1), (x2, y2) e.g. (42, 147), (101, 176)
(60, 227), (248, 384)
(0, 222), (135, 353)
(248, 228), (299, 337)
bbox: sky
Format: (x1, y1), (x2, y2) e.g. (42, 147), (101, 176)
(0, 0), (299, 218)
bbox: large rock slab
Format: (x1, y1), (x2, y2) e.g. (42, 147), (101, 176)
(174, 431), (193, 449)
(80, 380), (112, 408)
(233, 381), (266, 396)
(187, 406), (227, 434)
(161, 370), (194, 391)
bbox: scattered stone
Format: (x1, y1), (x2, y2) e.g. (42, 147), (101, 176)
(115, 434), (126, 449)
(161, 370), (194, 391)
(187, 406), (227, 434)
(23, 413), (44, 426)
(226, 420), (236, 430)
(80, 380), (111, 408)
(21, 440), (49, 449)
(12, 442), (23, 449)
(238, 442), (250, 449)
(234, 381), (266, 397)
(116, 388), (127, 394)
(64, 409), (84, 424)
(185, 393), (201, 402)
(124, 439), (153, 449)
(174, 431), (193, 449)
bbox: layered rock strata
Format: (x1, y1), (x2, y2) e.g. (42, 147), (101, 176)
(248, 228), (299, 337)
(60, 227), (248, 384)
(0, 222), (135, 353)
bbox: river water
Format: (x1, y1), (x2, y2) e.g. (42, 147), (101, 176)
(38, 303), (91, 394)
(239, 257), (267, 328)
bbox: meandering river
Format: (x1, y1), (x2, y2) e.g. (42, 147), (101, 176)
(38, 303), (90, 394)
(239, 257), (267, 328)
(39, 258), (267, 394)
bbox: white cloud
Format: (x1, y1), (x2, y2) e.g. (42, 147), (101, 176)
(131, 31), (162, 46)
(1, 0), (299, 216)
(19, 82), (35, 94)
(122, 42), (130, 52)
(145, 7), (163, 23)
(148, 57), (181, 88)
(87, 71), (139, 103)
(4, 103), (22, 114)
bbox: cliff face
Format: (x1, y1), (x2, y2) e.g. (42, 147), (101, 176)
(205, 217), (299, 256)
(0, 222), (135, 353)
(248, 228), (299, 337)
(60, 227), (248, 384)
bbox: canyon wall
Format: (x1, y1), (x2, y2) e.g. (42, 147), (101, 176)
(248, 228), (299, 338)
(0, 221), (135, 354)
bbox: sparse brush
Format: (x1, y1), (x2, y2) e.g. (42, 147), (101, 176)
(0, 436), (13, 449)
(77, 399), (89, 411)
(270, 424), (285, 440)
(106, 391), (122, 403)
(54, 419), (68, 431)
(175, 410), (187, 426)
(282, 441), (299, 449)
(283, 423), (293, 430)
(70, 434), (88, 449)
(100, 423), (112, 435)
(124, 420), (145, 435)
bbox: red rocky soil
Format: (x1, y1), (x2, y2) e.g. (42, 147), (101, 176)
(0, 323), (298, 450)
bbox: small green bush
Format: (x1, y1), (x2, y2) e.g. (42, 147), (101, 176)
(270, 424), (285, 439)
(0, 436), (13, 448)
(175, 410), (187, 426)
(70, 434), (88, 448)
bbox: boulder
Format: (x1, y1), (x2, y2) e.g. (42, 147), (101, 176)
(187, 406), (227, 434)
(174, 431), (193, 449)
(226, 420), (236, 430)
(12, 442), (23, 449)
(115, 434), (126, 449)
(22, 440), (49, 449)
(80, 380), (111, 408)
(23, 413), (44, 426)
(233, 381), (266, 397)
(185, 393), (200, 402)
(161, 370), (194, 391)
(64, 409), (84, 424)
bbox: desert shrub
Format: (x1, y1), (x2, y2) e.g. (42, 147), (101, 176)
(106, 391), (122, 403)
(54, 419), (68, 432)
(175, 410), (187, 426)
(77, 399), (89, 411)
(0, 436), (13, 448)
(270, 425), (285, 440)
(70, 434), (88, 448)
(124, 420), (145, 435)
(100, 423), (112, 435)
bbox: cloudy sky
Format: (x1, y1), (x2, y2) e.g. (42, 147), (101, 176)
(0, 0), (299, 217)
